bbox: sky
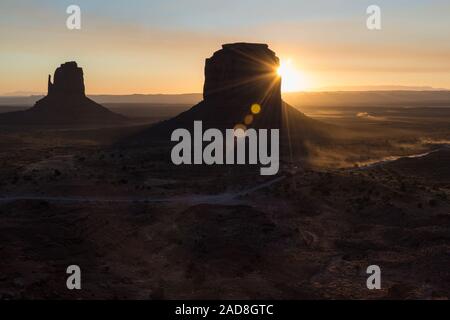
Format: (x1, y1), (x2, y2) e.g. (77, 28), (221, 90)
(1, 0), (450, 94)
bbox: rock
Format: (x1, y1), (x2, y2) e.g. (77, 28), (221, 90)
(141, 43), (283, 133)
(48, 62), (85, 96)
(204, 43), (281, 107)
(128, 43), (336, 158)
(0, 61), (128, 125)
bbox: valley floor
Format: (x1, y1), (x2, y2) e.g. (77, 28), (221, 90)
(0, 108), (449, 299)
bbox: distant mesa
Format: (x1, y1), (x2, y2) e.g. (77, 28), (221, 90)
(48, 61), (85, 97)
(0, 61), (127, 125)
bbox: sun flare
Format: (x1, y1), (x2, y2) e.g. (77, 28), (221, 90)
(277, 59), (308, 92)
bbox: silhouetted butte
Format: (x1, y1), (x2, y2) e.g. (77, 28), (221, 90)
(0, 62), (127, 125)
(131, 43), (334, 156)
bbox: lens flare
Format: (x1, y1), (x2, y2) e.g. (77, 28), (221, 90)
(244, 114), (254, 125)
(251, 103), (261, 114)
(233, 124), (247, 138)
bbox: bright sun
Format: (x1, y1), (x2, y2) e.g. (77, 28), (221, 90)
(277, 59), (308, 92)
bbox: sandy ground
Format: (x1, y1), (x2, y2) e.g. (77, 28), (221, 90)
(0, 147), (448, 299)
(0, 112), (448, 299)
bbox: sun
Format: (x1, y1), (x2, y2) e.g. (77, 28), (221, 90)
(277, 59), (308, 92)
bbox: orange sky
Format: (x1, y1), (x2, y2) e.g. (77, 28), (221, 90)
(1, 0), (450, 94)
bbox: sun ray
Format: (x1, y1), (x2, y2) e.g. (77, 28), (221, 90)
(277, 59), (308, 92)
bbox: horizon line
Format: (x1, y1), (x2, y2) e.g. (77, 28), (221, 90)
(2, 88), (450, 97)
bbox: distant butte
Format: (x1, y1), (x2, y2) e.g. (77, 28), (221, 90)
(48, 61), (85, 97)
(0, 61), (127, 125)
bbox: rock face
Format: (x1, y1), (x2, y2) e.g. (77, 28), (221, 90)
(0, 62), (127, 125)
(148, 43), (284, 132)
(203, 43), (281, 108)
(48, 61), (85, 96)
(131, 43), (334, 158)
